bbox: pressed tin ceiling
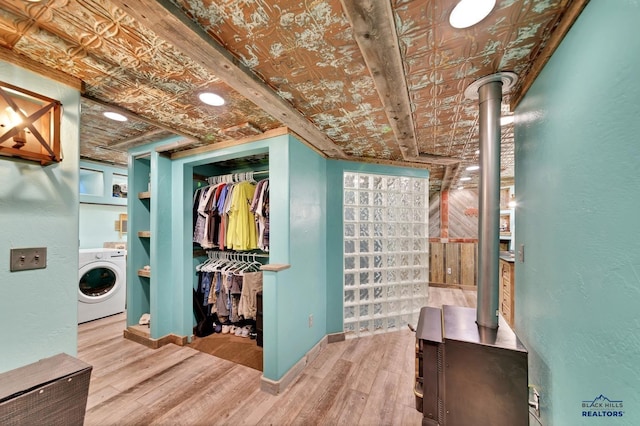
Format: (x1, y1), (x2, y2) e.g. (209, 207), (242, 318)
(0, 0), (587, 192)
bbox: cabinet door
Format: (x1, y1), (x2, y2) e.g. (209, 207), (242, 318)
(499, 260), (514, 327)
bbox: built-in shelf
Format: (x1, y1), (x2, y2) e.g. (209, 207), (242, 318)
(138, 231), (151, 238)
(137, 269), (151, 278)
(138, 191), (151, 199)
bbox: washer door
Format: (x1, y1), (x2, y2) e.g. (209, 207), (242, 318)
(78, 261), (122, 304)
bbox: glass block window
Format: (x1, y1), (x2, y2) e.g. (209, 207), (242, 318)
(343, 172), (429, 338)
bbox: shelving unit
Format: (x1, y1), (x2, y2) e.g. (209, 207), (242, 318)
(125, 155), (152, 341)
(125, 149), (183, 348)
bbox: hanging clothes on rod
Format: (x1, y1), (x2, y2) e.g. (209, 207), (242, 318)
(194, 251), (264, 337)
(251, 178), (269, 252)
(193, 170), (269, 251)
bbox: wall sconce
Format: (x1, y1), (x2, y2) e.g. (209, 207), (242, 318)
(0, 81), (62, 165)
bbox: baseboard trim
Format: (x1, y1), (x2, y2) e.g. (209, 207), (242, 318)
(260, 335), (329, 395)
(123, 327), (188, 349)
(327, 332), (346, 343)
(429, 282), (477, 291)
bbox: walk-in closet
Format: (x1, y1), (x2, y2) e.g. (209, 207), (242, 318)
(124, 128), (429, 393)
(189, 155), (270, 371)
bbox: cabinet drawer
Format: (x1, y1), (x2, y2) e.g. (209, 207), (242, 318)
(502, 281), (510, 296)
(501, 268), (511, 281)
(502, 303), (511, 318)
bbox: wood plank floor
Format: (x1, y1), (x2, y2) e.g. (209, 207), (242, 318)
(78, 287), (475, 426)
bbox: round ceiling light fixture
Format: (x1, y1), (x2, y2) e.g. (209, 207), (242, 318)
(449, 0), (496, 29)
(103, 111), (128, 122)
(199, 92), (225, 106)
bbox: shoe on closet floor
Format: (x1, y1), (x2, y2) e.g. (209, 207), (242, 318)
(234, 326), (243, 337)
(221, 324), (230, 334)
(241, 325), (253, 338)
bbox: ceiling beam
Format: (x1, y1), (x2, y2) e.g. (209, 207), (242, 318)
(0, 47), (83, 92)
(440, 164), (459, 192)
(82, 95), (197, 142)
(107, 128), (172, 150)
(342, 0), (432, 162)
(109, 0), (347, 159)
(414, 153), (461, 166)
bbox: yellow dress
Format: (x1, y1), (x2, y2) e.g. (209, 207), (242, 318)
(226, 181), (258, 250)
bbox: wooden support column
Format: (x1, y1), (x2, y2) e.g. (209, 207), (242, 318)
(440, 190), (449, 240)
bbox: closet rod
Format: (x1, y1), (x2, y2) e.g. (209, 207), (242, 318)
(206, 169), (268, 185)
(205, 250), (269, 259)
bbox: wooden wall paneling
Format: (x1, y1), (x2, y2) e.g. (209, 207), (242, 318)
(447, 189), (478, 239)
(460, 243), (477, 287)
(429, 193), (440, 238)
(430, 242), (445, 284)
(445, 243), (460, 285)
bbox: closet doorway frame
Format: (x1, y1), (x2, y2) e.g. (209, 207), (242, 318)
(171, 134), (290, 384)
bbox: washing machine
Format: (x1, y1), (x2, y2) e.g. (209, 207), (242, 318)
(78, 248), (127, 323)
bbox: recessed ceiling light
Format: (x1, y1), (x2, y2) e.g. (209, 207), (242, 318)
(466, 165), (480, 171)
(103, 111), (128, 122)
(457, 186), (464, 190)
(199, 92), (225, 106)
(449, 0), (496, 29)
(460, 177), (472, 181)
(500, 115), (514, 126)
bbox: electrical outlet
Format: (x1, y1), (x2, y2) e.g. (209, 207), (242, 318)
(529, 386), (540, 418)
(447, 267), (452, 274)
(308, 314), (313, 328)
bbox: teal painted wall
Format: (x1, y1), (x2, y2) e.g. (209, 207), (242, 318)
(0, 62), (80, 373)
(126, 137), (181, 330)
(79, 160), (127, 206)
(79, 203), (127, 248)
(515, 1), (640, 424)
(151, 153), (174, 338)
(325, 160), (429, 334)
(79, 161), (127, 249)
(269, 137), (327, 379)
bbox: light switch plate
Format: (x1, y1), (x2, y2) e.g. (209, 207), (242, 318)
(10, 247), (47, 272)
